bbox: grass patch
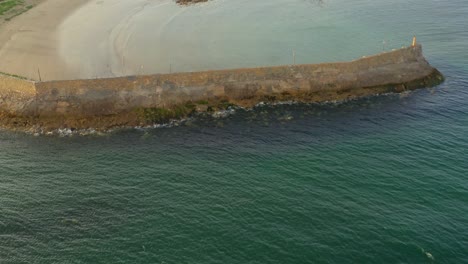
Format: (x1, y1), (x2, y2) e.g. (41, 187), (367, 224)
(5, 4), (32, 21)
(176, 0), (209, 5)
(0, 71), (29, 80)
(0, 0), (22, 16)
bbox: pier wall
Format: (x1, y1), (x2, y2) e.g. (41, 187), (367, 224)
(0, 45), (444, 130)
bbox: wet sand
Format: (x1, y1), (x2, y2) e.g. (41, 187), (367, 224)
(0, 0), (87, 80)
(53, 0), (375, 79)
(0, 0), (333, 81)
(0, 0), (408, 81)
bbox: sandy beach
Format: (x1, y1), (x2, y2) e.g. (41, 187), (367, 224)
(0, 0), (182, 80)
(0, 0), (87, 80)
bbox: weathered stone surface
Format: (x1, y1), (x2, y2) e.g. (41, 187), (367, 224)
(0, 45), (444, 132)
(0, 74), (36, 115)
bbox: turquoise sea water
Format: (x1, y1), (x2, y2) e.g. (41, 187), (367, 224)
(1, 0), (468, 263)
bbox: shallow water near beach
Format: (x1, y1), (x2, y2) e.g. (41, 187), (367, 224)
(1, 0), (468, 263)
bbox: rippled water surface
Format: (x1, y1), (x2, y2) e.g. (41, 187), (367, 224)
(2, 0), (468, 263)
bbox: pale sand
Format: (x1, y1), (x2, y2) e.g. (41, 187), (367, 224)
(0, 0), (88, 80)
(0, 0), (176, 80)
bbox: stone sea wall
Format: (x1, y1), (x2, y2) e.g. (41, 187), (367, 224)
(0, 45), (444, 131)
(0, 74), (36, 115)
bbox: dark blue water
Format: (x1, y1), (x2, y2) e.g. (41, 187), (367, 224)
(1, 0), (468, 263)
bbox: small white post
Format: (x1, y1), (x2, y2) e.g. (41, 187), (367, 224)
(122, 54), (126, 75)
(292, 49), (297, 65)
(412, 36), (417, 47)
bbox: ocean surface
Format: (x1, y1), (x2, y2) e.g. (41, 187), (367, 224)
(1, 0), (468, 263)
